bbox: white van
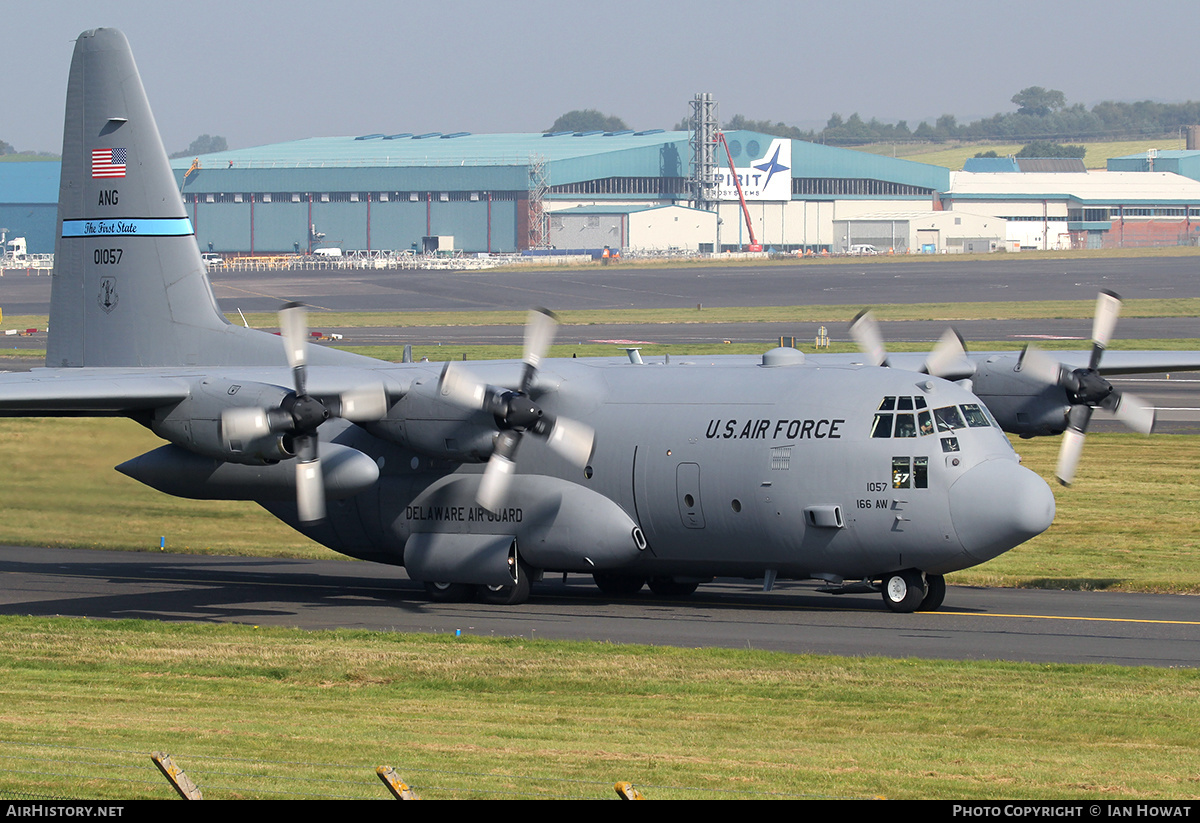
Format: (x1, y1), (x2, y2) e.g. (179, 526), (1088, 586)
(848, 244), (879, 255)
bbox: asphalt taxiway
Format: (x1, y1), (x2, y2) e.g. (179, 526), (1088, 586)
(2, 254), (1200, 316)
(1, 546), (1196, 668)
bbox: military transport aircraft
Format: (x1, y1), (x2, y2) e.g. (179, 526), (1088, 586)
(12, 27), (1193, 614)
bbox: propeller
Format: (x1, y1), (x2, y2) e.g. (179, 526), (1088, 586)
(438, 308), (595, 512)
(220, 302), (389, 522)
(849, 310), (976, 381)
(1017, 290), (1155, 485)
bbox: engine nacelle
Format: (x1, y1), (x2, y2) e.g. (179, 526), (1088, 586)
(366, 373), (498, 462)
(117, 441), (379, 500)
(151, 378), (295, 464)
(972, 356), (1070, 436)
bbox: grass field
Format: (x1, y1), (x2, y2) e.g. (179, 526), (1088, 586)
(0, 617), (1196, 800)
(855, 138), (1186, 170)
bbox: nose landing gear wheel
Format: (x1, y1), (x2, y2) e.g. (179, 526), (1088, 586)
(919, 574), (946, 611)
(882, 569), (927, 613)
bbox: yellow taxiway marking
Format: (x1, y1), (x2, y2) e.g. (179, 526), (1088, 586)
(929, 611), (1200, 626)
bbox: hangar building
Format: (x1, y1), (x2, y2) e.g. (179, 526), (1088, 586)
(160, 130), (950, 255)
(944, 168), (1200, 250)
(6, 137), (1200, 255)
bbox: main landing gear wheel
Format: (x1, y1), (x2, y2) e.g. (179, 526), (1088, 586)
(424, 581), (473, 603)
(592, 573), (646, 596)
(479, 562), (533, 606)
(919, 574), (946, 612)
(881, 569), (927, 613)
(647, 577), (700, 597)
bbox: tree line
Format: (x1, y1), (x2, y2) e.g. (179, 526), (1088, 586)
(643, 87), (1197, 146)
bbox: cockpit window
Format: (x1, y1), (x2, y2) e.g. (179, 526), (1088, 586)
(871, 413), (893, 438)
(934, 405), (965, 431)
(874, 397), (992, 438)
(918, 410), (933, 436)
(960, 403), (992, 428)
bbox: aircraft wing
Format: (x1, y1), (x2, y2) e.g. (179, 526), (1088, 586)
(808, 350), (1200, 377)
(0, 369), (192, 415)
(1048, 351), (1200, 376)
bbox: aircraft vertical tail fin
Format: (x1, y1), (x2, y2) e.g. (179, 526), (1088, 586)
(49, 29), (273, 368)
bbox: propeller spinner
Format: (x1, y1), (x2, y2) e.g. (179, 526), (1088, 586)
(220, 302), (388, 522)
(438, 308), (594, 512)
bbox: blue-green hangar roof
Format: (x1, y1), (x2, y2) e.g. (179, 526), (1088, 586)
(169, 130), (949, 199)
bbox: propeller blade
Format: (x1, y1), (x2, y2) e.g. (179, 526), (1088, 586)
(477, 431), (521, 512)
(1106, 391), (1155, 435)
(924, 328), (975, 380)
(221, 407), (271, 442)
(477, 453), (516, 513)
(1055, 404), (1094, 485)
(1017, 345), (1065, 386)
(334, 383), (389, 421)
(1055, 428), (1087, 486)
(438, 361), (488, 410)
(849, 310), (889, 367)
(1092, 290), (1122, 351)
(523, 308), (558, 373)
(295, 459), (326, 522)
(545, 416), (595, 467)
(279, 302), (309, 371)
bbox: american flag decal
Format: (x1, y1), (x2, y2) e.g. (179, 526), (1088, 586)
(92, 147), (127, 178)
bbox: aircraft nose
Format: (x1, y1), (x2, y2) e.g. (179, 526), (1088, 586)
(949, 458), (1055, 563)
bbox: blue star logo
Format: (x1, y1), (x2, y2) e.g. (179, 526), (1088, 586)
(753, 144), (789, 189)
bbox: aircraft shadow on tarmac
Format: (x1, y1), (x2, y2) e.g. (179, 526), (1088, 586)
(0, 555), (985, 625)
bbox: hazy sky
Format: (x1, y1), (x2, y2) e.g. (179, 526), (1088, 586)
(5, 0), (1197, 155)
